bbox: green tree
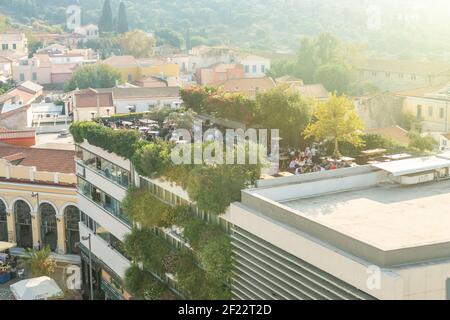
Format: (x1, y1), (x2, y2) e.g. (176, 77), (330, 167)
(99, 0), (113, 34)
(0, 16), (10, 32)
(117, 2), (129, 34)
(155, 28), (184, 49)
(304, 94), (364, 158)
(27, 246), (57, 277)
(64, 64), (121, 92)
(0, 80), (13, 95)
(314, 63), (351, 95)
(408, 131), (438, 153)
(254, 87), (313, 148)
(190, 35), (207, 47)
(119, 29), (155, 58)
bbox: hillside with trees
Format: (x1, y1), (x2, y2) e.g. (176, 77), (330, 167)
(1, 0), (450, 60)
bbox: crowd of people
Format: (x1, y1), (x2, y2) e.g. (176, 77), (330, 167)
(284, 144), (355, 175)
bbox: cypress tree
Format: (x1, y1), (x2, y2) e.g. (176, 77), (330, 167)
(99, 0), (113, 33)
(117, 2), (129, 34)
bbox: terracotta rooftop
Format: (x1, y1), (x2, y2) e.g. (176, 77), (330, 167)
(395, 84), (450, 99)
(366, 126), (411, 146)
(103, 55), (138, 67)
(74, 88), (114, 108)
(292, 84), (330, 99)
(210, 77), (276, 97)
(0, 145), (75, 174)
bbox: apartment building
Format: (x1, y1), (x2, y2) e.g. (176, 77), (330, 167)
(102, 56), (179, 83)
(238, 54), (271, 78)
(0, 32), (28, 56)
(0, 146), (80, 257)
(224, 156), (450, 300)
(196, 63), (245, 85)
(68, 88), (115, 122)
(75, 140), (191, 300)
(12, 47), (95, 87)
(397, 84), (450, 132)
(356, 59), (450, 92)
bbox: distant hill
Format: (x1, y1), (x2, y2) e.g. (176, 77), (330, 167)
(1, 0), (450, 59)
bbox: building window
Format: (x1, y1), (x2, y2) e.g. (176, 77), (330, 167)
(252, 65), (257, 73)
(372, 71), (377, 77)
(32, 72), (37, 81)
(417, 105), (422, 120)
(385, 72), (390, 79)
(128, 74), (133, 82)
(399, 73), (404, 79)
(245, 65), (249, 73)
(20, 73), (25, 81)
(1, 44), (8, 50)
(428, 106), (433, 117)
(12, 44), (16, 50)
(411, 74), (416, 80)
(440, 108), (445, 119)
(261, 65), (265, 73)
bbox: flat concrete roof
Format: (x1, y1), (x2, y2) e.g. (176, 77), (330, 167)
(283, 180), (450, 251)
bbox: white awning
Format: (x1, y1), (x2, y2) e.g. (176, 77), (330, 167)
(372, 156), (450, 177)
(10, 276), (63, 300)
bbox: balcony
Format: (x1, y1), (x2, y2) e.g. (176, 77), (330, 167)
(77, 193), (131, 241)
(76, 161), (127, 202)
(79, 223), (131, 279)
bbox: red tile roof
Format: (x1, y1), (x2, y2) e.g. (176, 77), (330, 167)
(74, 88), (114, 108)
(0, 145), (75, 174)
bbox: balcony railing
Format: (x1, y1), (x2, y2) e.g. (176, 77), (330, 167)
(77, 184), (131, 227)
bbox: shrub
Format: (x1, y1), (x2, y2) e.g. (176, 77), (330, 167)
(199, 235), (232, 282)
(69, 122), (140, 159)
(27, 246), (57, 277)
(132, 142), (172, 177)
(122, 190), (174, 228)
(124, 264), (166, 300)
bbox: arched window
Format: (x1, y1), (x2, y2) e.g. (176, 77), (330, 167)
(0, 200), (7, 242)
(15, 200), (32, 249)
(40, 203), (57, 252)
(64, 205), (80, 254)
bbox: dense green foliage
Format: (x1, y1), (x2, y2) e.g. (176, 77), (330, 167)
(0, 80), (13, 95)
(117, 1), (129, 34)
(69, 121), (140, 159)
(70, 121), (262, 215)
(181, 86), (313, 148)
(99, 0), (113, 33)
(64, 64), (121, 92)
(122, 189), (175, 228)
(155, 28), (184, 49)
(124, 265), (167, 300)
(122, 191), (232, 300)
(314, 63), (351, 95)
(408, 131), (438, 153)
